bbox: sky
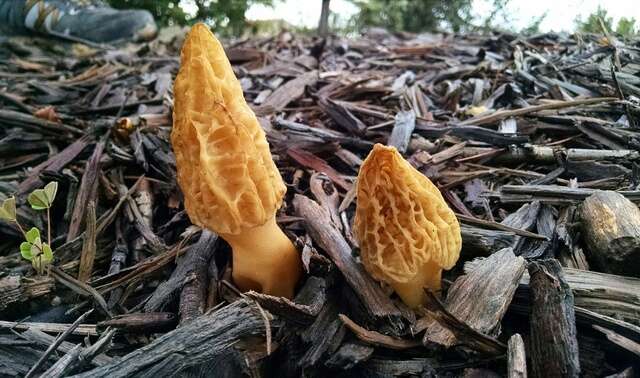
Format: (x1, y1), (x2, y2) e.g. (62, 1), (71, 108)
(241, 0), (640, 33)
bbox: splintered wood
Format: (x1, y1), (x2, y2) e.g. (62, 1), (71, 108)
(1, 26), (640, 377)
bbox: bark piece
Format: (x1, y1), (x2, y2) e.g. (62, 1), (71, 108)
(255, 70), (318, 115)
(71, 299), (272, 378)
(144, 230), (218, 312)
(0, 275), (54, 311)
(356, 357), (437, 377)
(324, 342), (374, 370)
(507, 334), (527, 378)
(424, 248), (525, 347)
(179, 231), (218, 325)
(299, 298), (345, 368)
(421, 291), (506, 355)
(388, 110), (416, 153)
(581, 190), (640, 277)
(514, 268), (640, 326)
(528, 259), (580, 378)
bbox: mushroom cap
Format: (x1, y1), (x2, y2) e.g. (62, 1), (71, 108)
(171, 23), (286, 235)
(354, 144), (461, 284)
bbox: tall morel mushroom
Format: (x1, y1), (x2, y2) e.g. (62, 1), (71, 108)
(354, 144), (461, 308)
(171, 23), (302, 298)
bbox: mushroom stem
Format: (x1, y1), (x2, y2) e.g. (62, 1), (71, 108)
(390, 259), (442, 309)
(222, 216), (302, 299)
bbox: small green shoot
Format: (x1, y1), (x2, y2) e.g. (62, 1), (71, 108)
(19, 227), (53, 275)
(0, 182), (59, 275)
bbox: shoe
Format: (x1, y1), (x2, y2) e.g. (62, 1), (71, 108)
(0, 0), (157, 43)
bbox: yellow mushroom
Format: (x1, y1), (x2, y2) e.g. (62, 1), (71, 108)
(171, 23), (302, 298)
(354, 144), (461, 308)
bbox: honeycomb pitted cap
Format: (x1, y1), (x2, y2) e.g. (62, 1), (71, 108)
(171, 23), (286, 235)
(354, 144), (461, 285)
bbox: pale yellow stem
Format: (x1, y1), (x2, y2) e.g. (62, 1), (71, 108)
(391, 259), (442, 309)
(222, 216), (302, 299)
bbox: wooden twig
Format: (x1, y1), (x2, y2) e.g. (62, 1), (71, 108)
(339, 314), (420, 350)
(459, 97), (618, 126)
(25, 309), (93, 378)
(456, 213), (549, 240)
(78, 201), (97, 282)
(67, 140), (104, 241)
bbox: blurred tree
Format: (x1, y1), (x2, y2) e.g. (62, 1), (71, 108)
(318, 0), (331, 36)
(575, 6), (613, 34)
(616, 17), (637, 37)
(348, 0), (473, 33)
(575, 6), (637, 37)
(521, 12), (547, 35)
(347, 0), (512, 33)
(107, 0), (273, 36)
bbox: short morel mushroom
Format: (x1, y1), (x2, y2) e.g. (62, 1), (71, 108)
(171, 23), (302, 298)
(354, 144), (461, 308)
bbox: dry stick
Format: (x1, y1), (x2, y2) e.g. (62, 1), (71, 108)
(592, 325), (640, 357)
(456, 213), (549, 240)
(131, 178), (154, 263)
(24, 309), (93, 378)
(0, 320), (97, 336)
(528, 260), (580, 378)
(19, 328), (112, 366)
(51, 267), (112, 317)
(293, 194), (403, 323)
(0, 109), (84, 136)
(339, 314), (420, 350)
(458, 97), (619, 126)
(41, 344), (82, 378)
(78, 201), (97, 282)
(67, 139), (104, 241)
(107, 217), (128, 309)
(18, 135), (91, 195)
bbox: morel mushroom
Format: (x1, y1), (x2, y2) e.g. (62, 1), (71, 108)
(354, 144), (461, 308)
(171, 23), (302, 298)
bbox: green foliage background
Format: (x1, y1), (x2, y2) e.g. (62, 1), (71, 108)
(347, 0), (474, 33)
(106, 1), (637, 37)
(575, 6), (637, 37)
(107, 0), (273, 36)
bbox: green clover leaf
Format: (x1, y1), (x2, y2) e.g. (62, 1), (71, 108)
(28, 181), (58, 210)
(25, 227), (41, 244)
(0, 197), (16, 221)
(20, 241), (33, 260)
